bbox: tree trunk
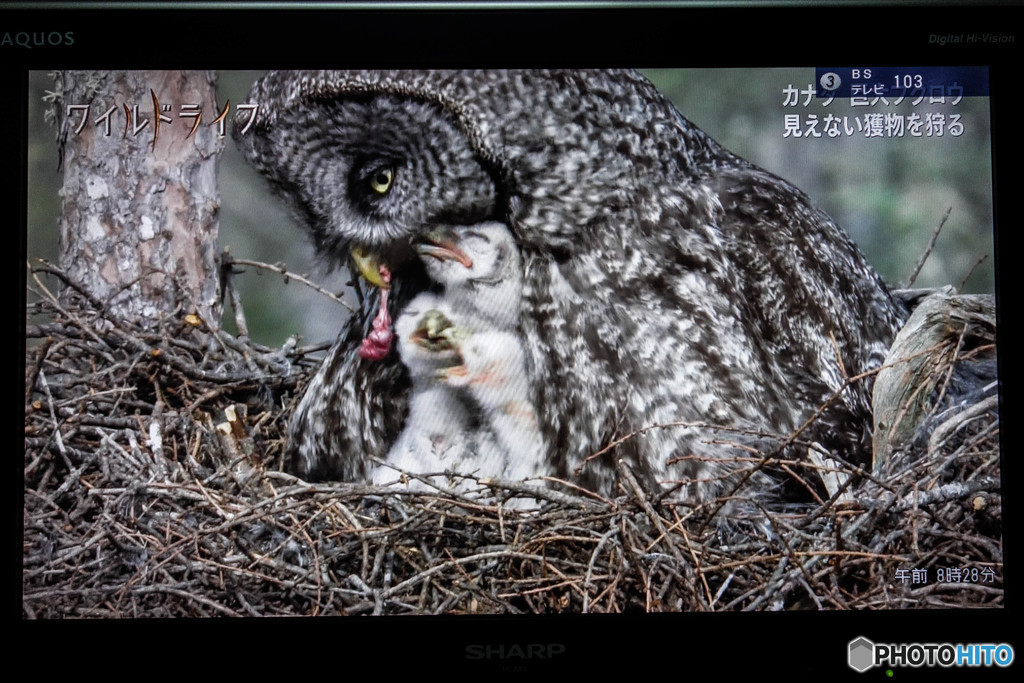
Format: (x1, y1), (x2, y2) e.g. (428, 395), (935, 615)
(872, 287), (997, 471)
(56, 70), (223, 328)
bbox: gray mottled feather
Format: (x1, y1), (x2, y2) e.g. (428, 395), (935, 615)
(236, 69), (906, 502)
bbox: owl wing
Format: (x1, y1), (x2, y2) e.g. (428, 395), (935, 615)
(288, 313), (410, 481)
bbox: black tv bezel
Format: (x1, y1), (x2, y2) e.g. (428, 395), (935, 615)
(7, 2), (1018, 679)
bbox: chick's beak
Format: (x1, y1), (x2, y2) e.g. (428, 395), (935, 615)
(416, 229), (474, 269)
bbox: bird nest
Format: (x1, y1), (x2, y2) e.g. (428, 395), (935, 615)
(23, 265), (1002, 617)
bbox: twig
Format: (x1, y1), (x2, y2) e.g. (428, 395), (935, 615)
(958, 254), (989, 292)
(226, 255), (355, 312)
(906, 206), (952, 288)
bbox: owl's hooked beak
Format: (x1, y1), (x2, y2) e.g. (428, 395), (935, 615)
(351, 246), (391, 290)
(352, 246), (395, 361)
(415, 229), (474, 269)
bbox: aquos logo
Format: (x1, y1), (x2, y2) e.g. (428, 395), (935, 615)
(1, 31), (75, 48)
(849, 636), (1014, 672)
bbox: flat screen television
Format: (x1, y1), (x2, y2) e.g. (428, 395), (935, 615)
(11, 2), (1019, 678)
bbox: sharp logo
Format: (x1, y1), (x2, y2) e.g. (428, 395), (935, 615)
(465, 644), (567, 660)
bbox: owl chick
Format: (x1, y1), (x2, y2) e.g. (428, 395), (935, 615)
(373, 220), (546, 499)
(370, 298), (474, 490)
(237, 70), (907, 506)
(373, 305), (547, 501)
(438, 328), (546, 485)
(415, 221), (523, 330)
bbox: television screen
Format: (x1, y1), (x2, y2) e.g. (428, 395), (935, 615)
(13, 2), (1018, 678)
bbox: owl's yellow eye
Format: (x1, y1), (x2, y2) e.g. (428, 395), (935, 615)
(369, 167), (394, 195)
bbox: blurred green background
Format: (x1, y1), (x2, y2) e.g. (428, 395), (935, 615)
(27, 69), (995, 348)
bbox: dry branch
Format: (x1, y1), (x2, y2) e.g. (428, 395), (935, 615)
(23, 266), (1002, 617)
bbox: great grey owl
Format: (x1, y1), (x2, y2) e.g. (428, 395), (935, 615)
(372, 221), (545, 493)
(235, 69), (906, 505)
